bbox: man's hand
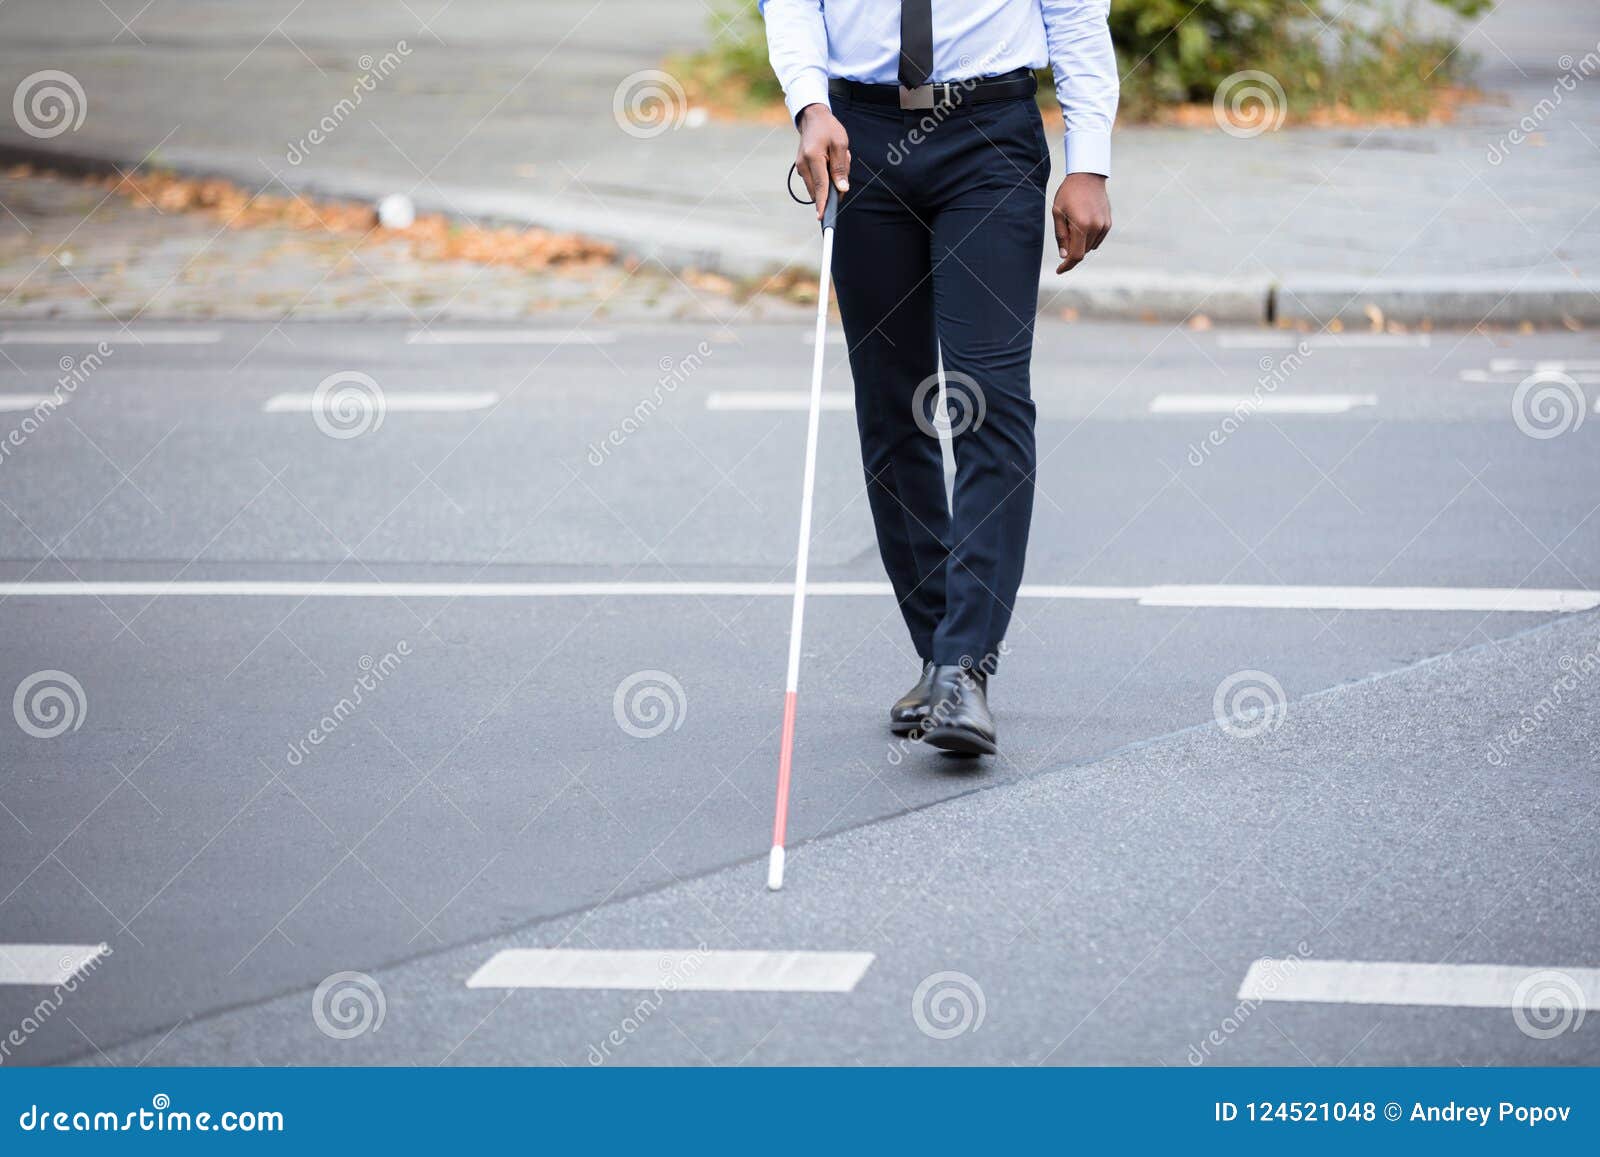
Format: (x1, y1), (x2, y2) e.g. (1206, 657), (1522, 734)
(1052, 173), (1111, 274)
(796, 103), (850, 219)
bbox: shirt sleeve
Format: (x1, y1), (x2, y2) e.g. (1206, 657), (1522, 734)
(758, 0), (831, 124)
(1039, 0), (1119, 176)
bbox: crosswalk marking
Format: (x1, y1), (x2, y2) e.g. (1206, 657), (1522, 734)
(467, 948), (875, 992)
(1148, 394), (1377, 414)
(0, 395), (54, 412)
(0, 328), (220, 345)
(706, 391), (854, 412)
(0, 943), (109, 986)
(406, 329), (615, 345)
(1216, 333), (1430, 350)
(0, 581), (1591, 613)
(1240, 959), (1600, 1010)
(262, 391), (499, 413)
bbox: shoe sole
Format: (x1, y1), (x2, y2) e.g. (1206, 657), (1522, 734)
(889, 719), (924, 737)
(920, 724), (996, 757)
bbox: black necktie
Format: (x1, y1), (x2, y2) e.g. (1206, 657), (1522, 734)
(899, 0), (934, 90)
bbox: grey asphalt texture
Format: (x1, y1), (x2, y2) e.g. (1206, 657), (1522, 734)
(1, 319), (1598, 1065)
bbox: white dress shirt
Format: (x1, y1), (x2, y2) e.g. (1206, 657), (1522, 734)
(759, 0), (1118, 175)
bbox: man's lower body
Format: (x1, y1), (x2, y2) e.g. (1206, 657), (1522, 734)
(829, 77), (1048, 755)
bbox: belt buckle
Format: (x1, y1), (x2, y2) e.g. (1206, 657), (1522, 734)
(898, 83), (937, 111)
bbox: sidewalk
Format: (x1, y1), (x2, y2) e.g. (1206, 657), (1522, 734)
(1, 0), (1596, 323)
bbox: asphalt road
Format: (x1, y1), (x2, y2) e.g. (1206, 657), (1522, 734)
(0, 318), (1597, 1065)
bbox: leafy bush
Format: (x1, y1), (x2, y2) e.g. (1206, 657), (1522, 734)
(678, 0), (1493, 123)
(1111, 0), (1492, 120)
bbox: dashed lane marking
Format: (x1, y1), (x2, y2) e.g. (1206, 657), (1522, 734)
(1148, 394), (1378, 414)
(0, 944), (109, 986)
(1240, 959), (1600, 1011)
(467, 949), (875, 992)
(262, 391), (499, 413)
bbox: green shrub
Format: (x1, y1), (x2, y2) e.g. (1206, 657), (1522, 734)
(679, 0), (1494, 123)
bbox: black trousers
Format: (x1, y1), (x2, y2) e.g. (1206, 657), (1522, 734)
(831, 90), (1048, 672)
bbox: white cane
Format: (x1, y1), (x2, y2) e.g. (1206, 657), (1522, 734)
(767, 182), (839, 892)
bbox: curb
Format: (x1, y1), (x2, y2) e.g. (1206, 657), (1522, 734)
(6, 141), (1597, 327)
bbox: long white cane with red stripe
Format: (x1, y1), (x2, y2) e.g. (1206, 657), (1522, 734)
(767, 184), (839, 891)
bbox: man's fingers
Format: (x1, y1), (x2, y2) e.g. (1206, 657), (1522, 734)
(828, 142), (851, 193)
(1052, 207), (1070, 262)
(801, 152), (830, 219)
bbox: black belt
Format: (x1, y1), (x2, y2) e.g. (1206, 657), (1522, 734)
(829, 67), (1036, 112)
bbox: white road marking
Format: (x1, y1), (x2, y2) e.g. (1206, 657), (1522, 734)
(706, 391), (854, 412)
(0, 943), (108, 986)
(0, 328), (220, 345)
(467, 948), (875, 992)
(1, 581), (1592, 613)
(1489, 358), (1600, 373)
(1148, 394), (1378, 415)
(1135, 584), (1597, 613)
(1239, 959), (1600, 1010)
(1216, 333), (1430, 350)
(406, 329), (615, 345)
(262, 391), (499, 413)
(1460, 369), (1600, 385)
(0, 395), (53, 412)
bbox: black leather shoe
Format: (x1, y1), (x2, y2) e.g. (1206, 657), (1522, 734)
(920, 665), (996, 756)
(889, 660), (937, 735)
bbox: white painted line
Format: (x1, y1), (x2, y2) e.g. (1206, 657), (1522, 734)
(262, 391), (499, 413)
(0, 328), (220, 345)
(706, 391), (854, 412)
(406, 329), (614, 345)
(0, 943), (108, 986)
(1148, 394), (1377, 415)
(1489, 358), (1600, 373)
(0, 395), (53, 412)
(1240, 959), (1600, 1010)
(467, 948), (874, 992)
(1217, 333), (1430, 350)
(1461, 369), (1600, 385)
(1136, 584), (1599, 613)
(1, 581), (1593, 613)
